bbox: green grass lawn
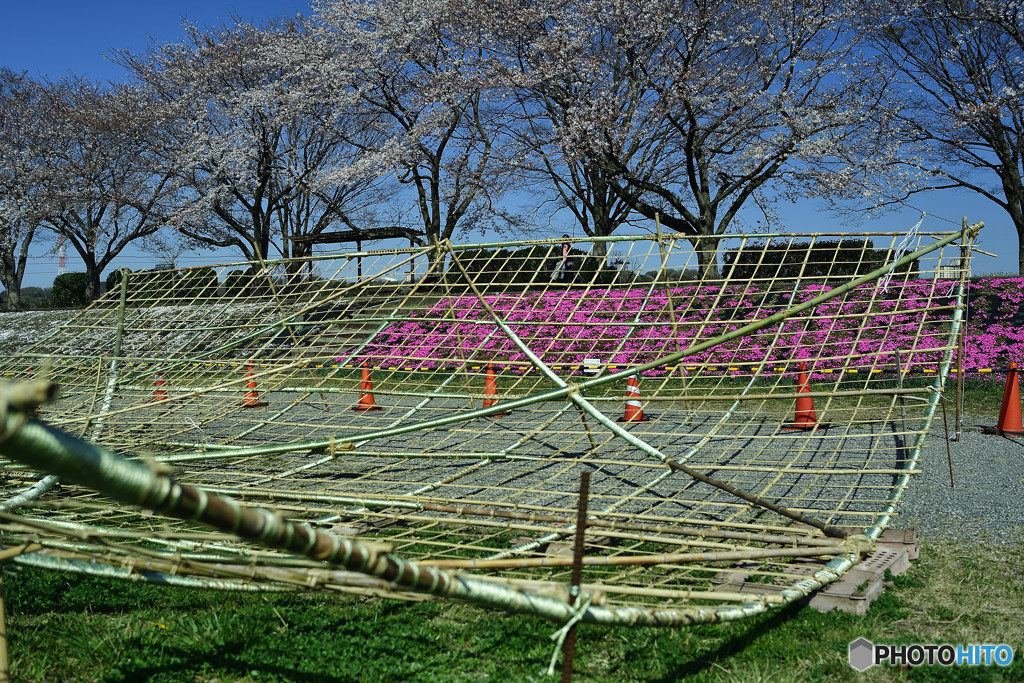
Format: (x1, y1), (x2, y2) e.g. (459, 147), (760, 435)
(5, 540), (1022, 682)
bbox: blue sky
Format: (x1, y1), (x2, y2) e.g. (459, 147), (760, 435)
(1, 2), (313, 83)
(1, 2), (315, 287)
(1, 2), (1017, 288)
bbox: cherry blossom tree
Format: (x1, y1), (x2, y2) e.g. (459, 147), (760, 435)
(116, 18), (391, 263)
(502, 57), (651, 257)
(471, 0), (892, 277)
(0, 69), (42, 310)
(14, 77), (181, 302)
(310, 0), (513, 255)
(866, 0), (1024, 273)
(476, 8), (668, 257)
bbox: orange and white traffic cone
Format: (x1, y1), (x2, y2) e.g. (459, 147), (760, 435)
(982, 361), (1024, 436)
(240, 364), (268, 409)
(618, 374), (650, 422)
(352, 361), (383, 412)
(152, 372), (168, 402)
(482, 362), (508, 416)
(782, 361), (826, 431)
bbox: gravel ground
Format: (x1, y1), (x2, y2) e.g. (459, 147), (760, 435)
(897, 418), (1024, 544)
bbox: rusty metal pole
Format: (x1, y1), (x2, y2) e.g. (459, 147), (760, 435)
(561, 471), (590, 683)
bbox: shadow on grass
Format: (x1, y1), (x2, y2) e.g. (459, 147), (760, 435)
(104, 647), (349, 683)
(654, 601), (807, 682)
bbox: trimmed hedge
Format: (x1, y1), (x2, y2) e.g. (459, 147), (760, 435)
(445, 246), (621, 289)
(50, 272), (89, 308)
(175, 268), (219, 299)
(721, 239), (919, 282)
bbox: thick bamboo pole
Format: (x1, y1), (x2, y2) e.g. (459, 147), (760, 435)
(422, 544), (847, 570)
(0, 397), (863, 627)
(859, 241), (974, 542)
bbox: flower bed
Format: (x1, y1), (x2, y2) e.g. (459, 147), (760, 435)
(359, 278), (1024, 378)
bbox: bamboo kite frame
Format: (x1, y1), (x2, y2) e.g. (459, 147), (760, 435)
(0, 224), (981, 627)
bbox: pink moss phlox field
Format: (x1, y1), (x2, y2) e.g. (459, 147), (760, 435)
(358, 278), (1024, 379)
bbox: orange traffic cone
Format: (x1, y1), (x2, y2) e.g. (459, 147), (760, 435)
(982, 361), (1024, 436)
(482, 362), (508, 416)
(152, 372), (168, 402)
(618, 374), (650, 422)
(782, 361), (826, 431)
(240, 364), (268, 409)
(352, 361), (383, 412)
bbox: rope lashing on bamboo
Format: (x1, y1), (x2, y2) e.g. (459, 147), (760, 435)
(545, 593), (592, 677)
(0, 380), (57, 445)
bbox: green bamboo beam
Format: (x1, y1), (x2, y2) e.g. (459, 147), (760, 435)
(87, 271), (131, 442)
(0, 475), (59, 512)
(442, 230), (956, 253)
(0, 404), (846, 627)
(860, 240), (973, 541)
(11, 552), (294, 593)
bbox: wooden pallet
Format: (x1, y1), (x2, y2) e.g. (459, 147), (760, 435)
(712, 528), (919, 616)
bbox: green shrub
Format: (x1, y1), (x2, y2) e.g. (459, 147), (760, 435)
(175, 267), (219, 300)
(447, 245), (621, 289)
(50, 272), (89, 308)
(224, 267), (279, 298)
(104, 269), (130, 296)
(128, 269), (178, 304)
(721, 239), (919, 282)
(223, 269), (252, 297)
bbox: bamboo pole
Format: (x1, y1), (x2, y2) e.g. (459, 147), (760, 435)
(87, 270), (131, 442)
(955, 218), (969, 442)
(860, 224), (979, 542)
(0, 402), (864, 628)
(423, 545), (847, 571)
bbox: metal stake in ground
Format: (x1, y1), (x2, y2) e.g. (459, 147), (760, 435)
(561, 471), (591, 683)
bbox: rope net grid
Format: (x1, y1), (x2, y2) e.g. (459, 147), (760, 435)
(0, 227), (977, 625)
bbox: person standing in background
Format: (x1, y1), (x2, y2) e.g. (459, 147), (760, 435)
(551, 235), (575, 283)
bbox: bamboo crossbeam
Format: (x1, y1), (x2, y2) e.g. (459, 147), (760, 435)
(419, 545), (848, 570)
